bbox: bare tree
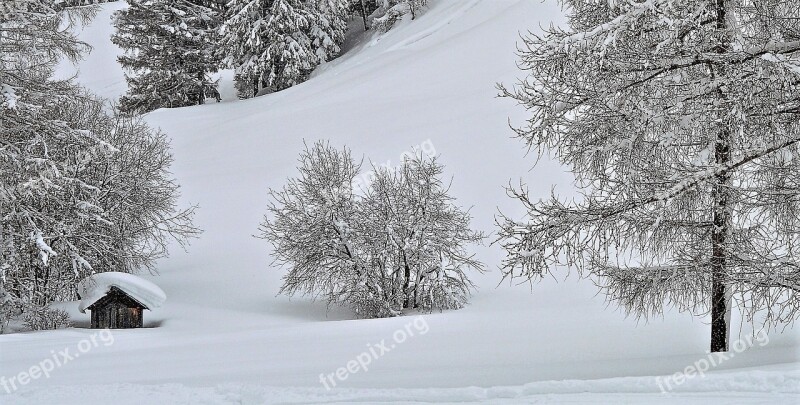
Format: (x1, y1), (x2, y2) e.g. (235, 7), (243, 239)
(0, 1), (199, 328)
(364, 157), (484, 312)
(260, 141), (483, 318)
(497, 0), (800, 352)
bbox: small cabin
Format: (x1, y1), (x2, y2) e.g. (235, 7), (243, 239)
(86, 286), (147, 329)
(78, 272), (166, 329)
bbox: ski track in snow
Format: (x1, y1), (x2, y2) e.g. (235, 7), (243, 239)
(383, 0), (483, 52)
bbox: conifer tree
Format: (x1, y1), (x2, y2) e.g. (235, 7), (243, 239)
(220, 0), (348, 99)
(113, 0), (223, 114)
(221, 0), (315, 99)
(309, 0), (349, 64)
(498, 0), (800, 352)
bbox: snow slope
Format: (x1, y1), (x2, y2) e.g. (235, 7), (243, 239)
(3, 1), (799, 403)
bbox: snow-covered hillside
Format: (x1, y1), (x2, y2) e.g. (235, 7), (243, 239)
(2, 1), (799, 403)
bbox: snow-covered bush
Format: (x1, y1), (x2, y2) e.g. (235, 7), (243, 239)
(0, 286), (24, 333)
(260, 142), (484, 318)
(22, 306), (72, 331)
(371, 0), (428, 32)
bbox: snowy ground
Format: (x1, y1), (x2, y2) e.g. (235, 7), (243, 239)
(2, 1), (799, 403)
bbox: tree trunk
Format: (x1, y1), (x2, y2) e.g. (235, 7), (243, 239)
(710, 0), (732, 353)
(359, 0), (369, 31)
(710, 128), (731, 352)
(402, 251), (412, 309)
(197, 71), (206, 105)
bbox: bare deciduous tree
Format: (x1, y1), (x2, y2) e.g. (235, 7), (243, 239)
(0, 1), (199, 329)
(260, 141), (483, 318)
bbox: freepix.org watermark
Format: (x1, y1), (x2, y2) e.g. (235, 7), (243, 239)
(319, 316), (430, 390)
(351, 139), (437, 192)
(656, 330), (770, 393)
(1, 328), (115, 394)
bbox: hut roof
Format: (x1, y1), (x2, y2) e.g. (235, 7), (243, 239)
(78, 272), (166, 313)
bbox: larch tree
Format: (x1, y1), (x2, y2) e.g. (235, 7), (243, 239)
(1, 1), (97, 312)
(113, 0), (224, 114)
(260, 142), (483, 318)
(497, 0), (800, 352)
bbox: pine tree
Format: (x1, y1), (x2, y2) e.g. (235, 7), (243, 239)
(497, 0), (800, 352)
(113, 0), (223, 114)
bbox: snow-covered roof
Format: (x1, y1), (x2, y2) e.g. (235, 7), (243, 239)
(78, 272), (166, 313)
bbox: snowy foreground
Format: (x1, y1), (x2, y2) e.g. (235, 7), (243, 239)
(2, 0), (799, 403)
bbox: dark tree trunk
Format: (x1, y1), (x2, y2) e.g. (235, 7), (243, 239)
(710, 128), (731, 352)
(402, 251), (412, 309)
(710, 0), (731, 353)
(359, 0), (369, 31)
(197, 71), (206, 105)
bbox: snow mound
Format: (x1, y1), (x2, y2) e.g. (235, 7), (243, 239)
(77, 272), (167, 313)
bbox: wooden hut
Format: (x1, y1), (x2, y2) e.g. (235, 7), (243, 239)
(78, 272), (167, 329)
(86, 286), (147, 329)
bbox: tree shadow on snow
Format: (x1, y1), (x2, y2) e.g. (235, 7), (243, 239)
(265, 297), (356, 322)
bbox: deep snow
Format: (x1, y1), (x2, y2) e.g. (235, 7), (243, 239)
(2, 0), (799, 403)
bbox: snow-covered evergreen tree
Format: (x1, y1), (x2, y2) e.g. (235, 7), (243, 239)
(260, 142), (483, 318)
(497, 0), (800, 352)
(113, 0), (223, 114)
(309, 0), (348, 64)
(220, 0), (348, 99)
(221, 0), (315, 98)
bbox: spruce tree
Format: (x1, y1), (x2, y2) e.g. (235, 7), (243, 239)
(221, 0), (313, 99)
(113, 0), (223, 114)
(309, 0), (349, 64)
(498, 0), (800, 352)
(220, 0), (348, 99)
